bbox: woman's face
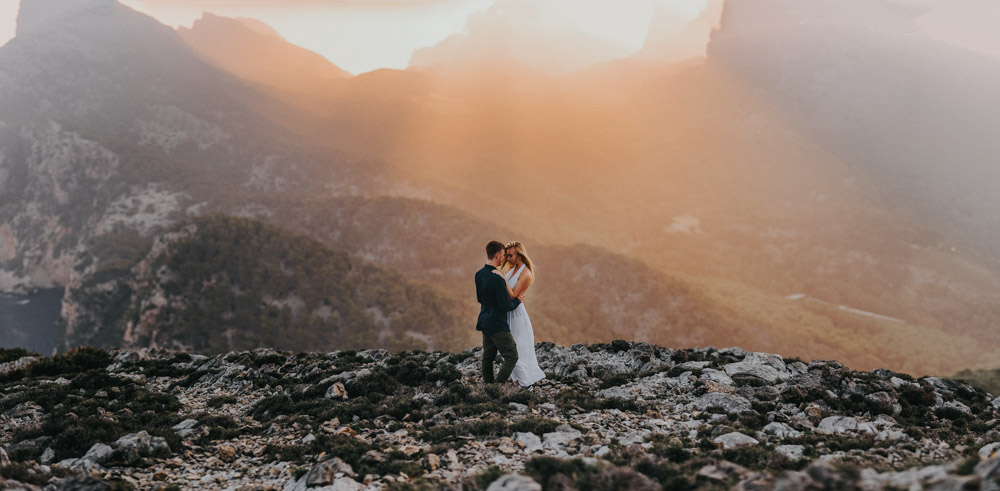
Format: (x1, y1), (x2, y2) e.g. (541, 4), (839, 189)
(505, 249), (520, 267)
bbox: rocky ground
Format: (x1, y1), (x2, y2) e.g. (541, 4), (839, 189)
(1, 342), (999, 490)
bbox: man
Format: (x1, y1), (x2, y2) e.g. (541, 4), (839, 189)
(475, 240), (521, 384)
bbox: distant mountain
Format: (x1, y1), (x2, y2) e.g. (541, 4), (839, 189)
(707, 0), (1000, 258)
(0, 0), (379, 293)
(4, 0), (1000, 376)
(178, 13), (351, 96)
(408, 1), (625, 75)
(632, 0), (723, 63)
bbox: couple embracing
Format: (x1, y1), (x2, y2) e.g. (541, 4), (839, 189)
(475, 240), (546, 387)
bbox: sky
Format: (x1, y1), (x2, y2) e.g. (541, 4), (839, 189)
(0, 0), (709, 75)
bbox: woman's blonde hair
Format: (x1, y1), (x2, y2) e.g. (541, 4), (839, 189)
(504, 241), (535, 277)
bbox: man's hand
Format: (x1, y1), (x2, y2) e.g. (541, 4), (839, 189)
(518, 293), (526, 301)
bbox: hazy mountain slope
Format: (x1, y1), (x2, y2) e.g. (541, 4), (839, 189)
(249, 196), (748, 356)
(0, 0), (383, 293)
(178, 13), (351, 96)
(708, 0), (1000, 258)
(65, 216), (474, 353)
(162, 11), (1000, 374)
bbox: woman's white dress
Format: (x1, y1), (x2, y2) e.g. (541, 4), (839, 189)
(506, 265), (546, 387)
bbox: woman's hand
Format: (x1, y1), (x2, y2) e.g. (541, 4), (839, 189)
(493, 270), (505, 276)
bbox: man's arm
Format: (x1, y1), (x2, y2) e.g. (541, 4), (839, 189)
(493, 275), (521, 312)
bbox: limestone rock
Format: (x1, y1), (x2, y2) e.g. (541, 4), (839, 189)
(723, 352), (791, 383)
(324, 382), (348, 400)
(114, 431), (170, 464)
(980, 442), (1000, 461)
(486, 474), (543, 491)
(762, 422), (802, 439)
(82, 442), (113, 464)
(776, 445), (804, 461)
(713, 432), (759, 450)
(816, 416), (876, 435)
(514, 432), (544, 453)
(172, 418), (201, 438)
(689, 393), (752, 413)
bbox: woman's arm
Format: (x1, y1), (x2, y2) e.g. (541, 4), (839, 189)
(494, 269), (532, 299)
(511, 269), (533, 300)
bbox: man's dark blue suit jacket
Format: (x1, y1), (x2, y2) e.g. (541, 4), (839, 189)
(475, 264), (521, 333)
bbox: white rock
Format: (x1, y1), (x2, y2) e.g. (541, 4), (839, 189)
(486, 474), (543, 491)
(980, 442), (1000, 460)
(82, 443), (113, 464)
(688, 393), (752, 413)
(514, 432), (543, 453)
(699, 368), (734, 386)
(723, 352), (791, 383)
(713, 432), (759, 450)
(941, 400), (971, 414)
(543, 425), (582, 450)
(325, 382), (348, 400)
(776, 445), (805, 461)
(816, 416), (876, 435)
(172, 418), (200, 438)
(763, 422), (802, 439)
(890, 377), (918, 389)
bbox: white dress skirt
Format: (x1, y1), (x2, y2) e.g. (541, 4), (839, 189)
(505, 265), (546, 387)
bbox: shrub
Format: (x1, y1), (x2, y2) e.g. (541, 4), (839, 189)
(466, 465), (504, 491)
(511, 418), (561, 435)
(25, 346), (112, 378)
(0, 348), (40, 364)
(346, 370), (400, 398)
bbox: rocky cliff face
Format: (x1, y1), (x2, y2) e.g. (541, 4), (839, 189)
(0, 343), (998, 490)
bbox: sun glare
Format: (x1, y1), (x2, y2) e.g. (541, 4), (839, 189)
(112, 0), (711, 75)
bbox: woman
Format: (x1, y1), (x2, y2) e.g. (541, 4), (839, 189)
(495, 241), (546, 387)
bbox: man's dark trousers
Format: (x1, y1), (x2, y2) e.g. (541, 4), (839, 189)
(482, 331), (518, 383)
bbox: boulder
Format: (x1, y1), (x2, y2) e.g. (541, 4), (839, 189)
(980, 442), (1000, 461)
(816, 416), (876, 435)
(762, 422), (802, 439)
(776, 445), (804, 461)
(713, 432), (759, 450)
(324, 382), (348, 400)
(305, 458), (356, 486)
(723, 352), (791, 383)
(486, 474), (543, 491)
(114, 431), (170, 464)
(689, 393), (752, 413)
(514, 432), (544, 453)
(81, 443), (113, 464)
(700, 368), (734, 386)
(975, 458), (1000, 491)
(172, 418), (200, 438)
(543, 424), (583, 450)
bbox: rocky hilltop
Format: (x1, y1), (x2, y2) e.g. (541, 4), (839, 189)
(1, 342), (999, 490)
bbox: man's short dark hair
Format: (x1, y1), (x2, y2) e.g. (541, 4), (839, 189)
(486, 240), (505, 259)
